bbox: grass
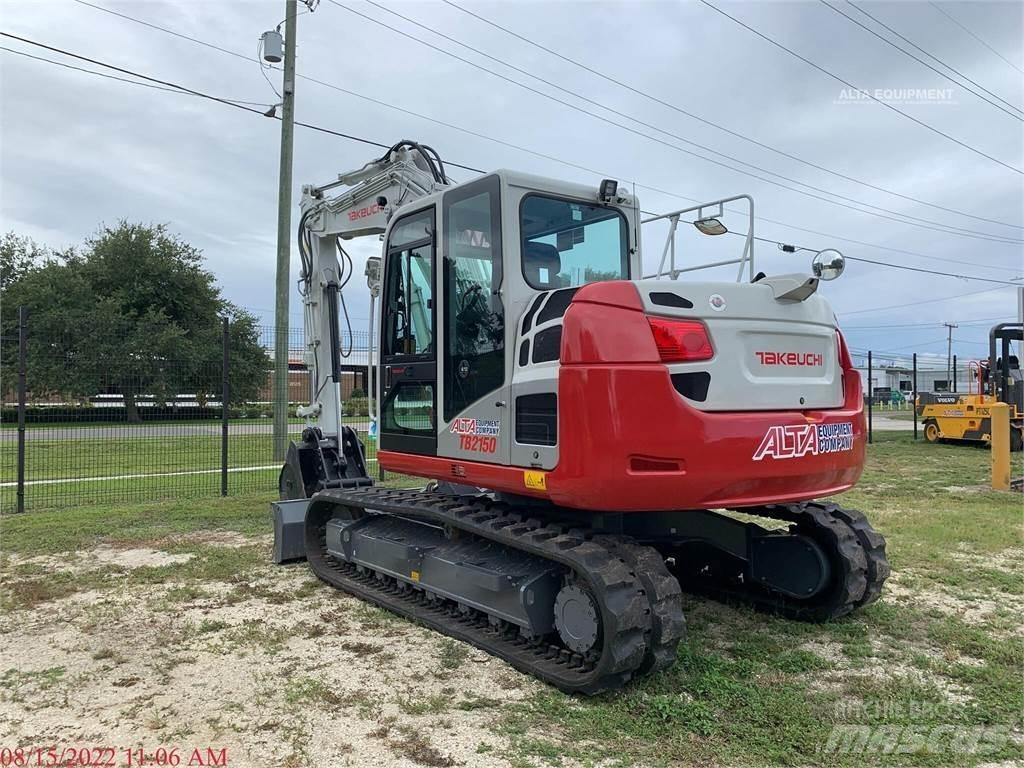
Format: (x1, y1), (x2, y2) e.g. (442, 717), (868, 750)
(0, 426), (381, 512)
(493, 433), (1024, 767)
(0, 432), (1020, 767)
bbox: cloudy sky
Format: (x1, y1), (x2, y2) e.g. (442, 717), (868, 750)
(2, 0), (1022, 364)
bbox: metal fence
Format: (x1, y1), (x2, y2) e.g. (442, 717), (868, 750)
(1, 310), (380, 513)
(853, 349), (976, 444)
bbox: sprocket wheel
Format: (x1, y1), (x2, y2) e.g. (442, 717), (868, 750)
(553, 583), (601, 654)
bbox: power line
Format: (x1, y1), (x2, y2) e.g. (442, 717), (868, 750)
(819, 0), (1022, 121)
(324, 0), (1021, 244)
(0, 31), (278, 116)
(744, 212), (1019, 273)
(928, 1), (1023, 76)
(842, 255), (1018, 285)
(697, 0), (1023, 174)
(442, 0), (1022, 231)
(6, 39), (1017, 325)
(837, 285), (1012, 316)
(847, 1), (1023, 116)
(0, 45), (271, 105)
(842, 316), (1007, 329)
(743, 231), (1021, 284)
(62, 0), (1024, 269)
(9, 26), (1020, 287)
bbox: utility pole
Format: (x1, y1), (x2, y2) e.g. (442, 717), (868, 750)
(943, 322), (958, 387)
(272, 0), (298, 461)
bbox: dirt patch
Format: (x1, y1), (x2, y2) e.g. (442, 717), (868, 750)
(949, 546), (1024, 578)
(91, 546), (194, 569)
(800, 636), (973, 706)
(884, 577), (1024, 631)
(155, 531), (265, 549)
(0, 548), (537, 768)
(5, 545), (194, 576)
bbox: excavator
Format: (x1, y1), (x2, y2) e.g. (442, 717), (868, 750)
(272, 141), (889, 694)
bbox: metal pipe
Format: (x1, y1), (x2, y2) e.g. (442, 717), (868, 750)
(16, 306), (27, 514)
(912, 353), (918, 441)
(868, 351), (873, 445)
(221, 317), (229, 498)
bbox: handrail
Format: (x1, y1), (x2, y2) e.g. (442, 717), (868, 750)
(641, 194), (755, 282)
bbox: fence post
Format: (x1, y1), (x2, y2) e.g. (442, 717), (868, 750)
(16, 306), (28, 514)
(221, 317), (229, 497)
(912, 353), (918, 441)
(952, 355), (957, 393)
(867, 351), (873, 445)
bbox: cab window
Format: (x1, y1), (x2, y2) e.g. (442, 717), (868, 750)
(520, 195), (628, 290)
(382, 209), (434, 358)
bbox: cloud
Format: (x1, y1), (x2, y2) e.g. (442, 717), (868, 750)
(1, 0), (1021, 358)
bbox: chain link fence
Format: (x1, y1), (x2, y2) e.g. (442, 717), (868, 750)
(1, 310), (379, 513)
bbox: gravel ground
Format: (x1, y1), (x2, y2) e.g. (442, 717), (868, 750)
(0, 534), (544, 768)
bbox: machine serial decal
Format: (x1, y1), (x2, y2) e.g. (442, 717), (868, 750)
(450, 418), (500, 454)
(755, 351), (823, 367)
(752, 422), (855, 461)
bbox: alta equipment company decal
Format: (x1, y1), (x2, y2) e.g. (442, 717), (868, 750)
(450, 417), (500, 454)
(752, 422), (854, 461)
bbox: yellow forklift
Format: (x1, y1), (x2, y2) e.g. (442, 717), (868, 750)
(917, 323), (1023, 451)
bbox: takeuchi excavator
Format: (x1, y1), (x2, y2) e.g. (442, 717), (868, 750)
(271, 141), (889, 694)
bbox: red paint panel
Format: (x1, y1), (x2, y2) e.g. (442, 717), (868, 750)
(560, 302), (659, 364)
(572, 280), (644, 310)
(379, 287), (866, 513)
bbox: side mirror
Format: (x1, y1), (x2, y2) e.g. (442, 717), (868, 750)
(812, 249), (845, 281)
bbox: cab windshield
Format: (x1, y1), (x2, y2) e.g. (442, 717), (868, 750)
(520, 194), (629, 290)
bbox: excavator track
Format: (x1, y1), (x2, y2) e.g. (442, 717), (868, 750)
(593, 535), (685, 675)
(304, 487), (672, 695)
(669, 501), (889, 622)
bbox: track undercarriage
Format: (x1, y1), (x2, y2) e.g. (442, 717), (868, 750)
(293, 485), (889, 695)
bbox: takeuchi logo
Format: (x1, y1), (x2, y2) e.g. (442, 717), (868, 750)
(756, 351), (823, 367)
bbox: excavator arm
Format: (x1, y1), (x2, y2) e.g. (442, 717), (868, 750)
(277, 141), (449, 503)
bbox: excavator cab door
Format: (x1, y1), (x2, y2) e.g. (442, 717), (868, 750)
(436, 175), (510, 465)
(378, 206), (439, 456)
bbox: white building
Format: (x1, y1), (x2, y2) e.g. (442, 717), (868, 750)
(854, 362), (976, 402)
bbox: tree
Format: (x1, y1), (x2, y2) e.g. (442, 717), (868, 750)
(0, 232), (49, 290)
(1, 222), (269, 422)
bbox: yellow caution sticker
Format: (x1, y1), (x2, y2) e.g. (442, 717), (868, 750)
(410, 570), (420, 582)
(524, 470), (547, 491)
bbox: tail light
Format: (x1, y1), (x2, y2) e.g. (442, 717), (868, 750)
(647, 317), (714, 363)
(836, 330), (853, 369)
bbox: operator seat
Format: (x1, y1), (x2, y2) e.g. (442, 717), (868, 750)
(524, 242), (565, 289)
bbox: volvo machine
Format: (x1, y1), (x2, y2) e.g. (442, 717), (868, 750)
(272, 141), (889, 694)
(917, 323), (1024, 451)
